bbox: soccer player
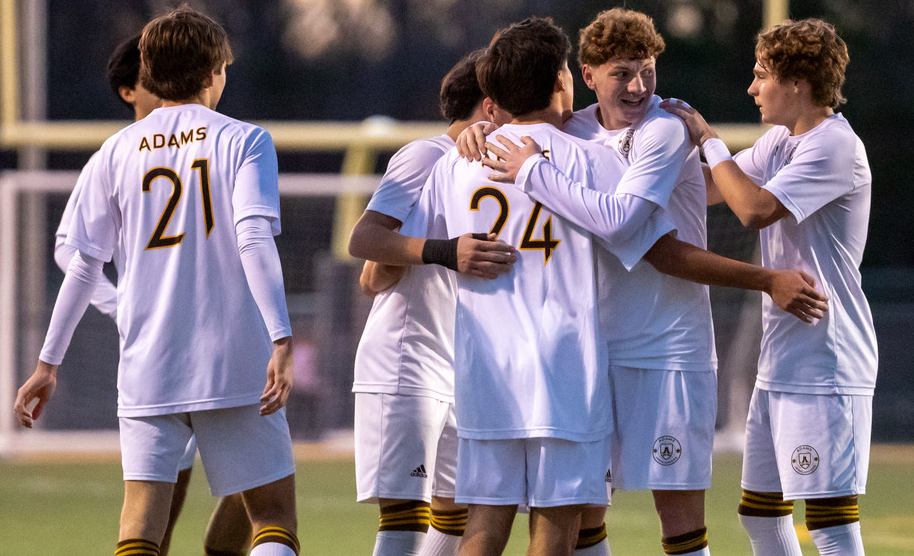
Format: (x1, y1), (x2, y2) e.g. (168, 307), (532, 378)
(662, 18), (877, 556)
(14, 7), (299, 556)
(464, 9), (829, 556)
(347, 51), (512, 556)
(405, 18), (676, 556)
(52, 32), (252, 556)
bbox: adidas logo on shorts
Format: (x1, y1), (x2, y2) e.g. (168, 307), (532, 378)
(410, 465), (428, 478)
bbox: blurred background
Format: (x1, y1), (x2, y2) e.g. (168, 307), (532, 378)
(1, 0), (911, 454)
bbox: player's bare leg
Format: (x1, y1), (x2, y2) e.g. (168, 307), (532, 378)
(527, 504), (585, 556)
(158, 467), (192, 556)
(574, 505), (610, 555)
(653, 490), (710, 555)
(241, 474), (299, 555)
(204, 493), (252, 556)
(119, 480), (175, 553)
(458, 504), (516, 556)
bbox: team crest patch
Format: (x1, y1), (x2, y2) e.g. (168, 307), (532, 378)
(618, 129), (635, 158)
(791, 445), (819, 475)
(652, 436), (681, 466)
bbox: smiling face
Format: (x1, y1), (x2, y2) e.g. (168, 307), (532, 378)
(747, 61), (802, 129)
(583, 56), (656, 131)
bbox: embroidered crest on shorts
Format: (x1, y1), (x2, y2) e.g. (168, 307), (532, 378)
(410, 464), (428, 478)
(791, 445), (819, 475)
(618, 129), (635, 158)
(652, 435), (681, 465)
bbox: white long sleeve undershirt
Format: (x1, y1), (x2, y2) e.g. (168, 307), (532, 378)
(515, 155), (672, 269)
(236, 215), (292, 341)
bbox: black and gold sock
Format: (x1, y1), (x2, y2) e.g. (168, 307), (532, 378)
(378, 500), (431, 533)
(251, 526), (300, 555)
(661, 527), (708, 555)
(575, 523), (608, 550)
(115, 538), (160, 556)
(204, 548), (246, 556)
(738, 489), (794, 517)
(429, 508), (467, 536)
(805, 495), (860, 531)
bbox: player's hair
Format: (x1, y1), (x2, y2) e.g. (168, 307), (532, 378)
(439, 49), (486, 124)
(755, 18), (849, 108)
(578, 8), (665, 66)
(476, 17), (572, 117)
(139, 4), (234, 102)
(106, 33), (142, 112)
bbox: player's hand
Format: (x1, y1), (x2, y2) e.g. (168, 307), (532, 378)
(769, 270), (829, 323)
(482, 135), (543, 184)
(457, 121), (501, 161)
(260, 337), (293, 415)
(456, 233), (516, 279)
(14, 361), (58, 428)
(659, 98), (718, 148)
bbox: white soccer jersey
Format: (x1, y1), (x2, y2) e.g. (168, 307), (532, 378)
(563, 98), (716, 371)
(405, 123), (664, 442)
(353, 135), (457, 401)
(66, 104), (284, 416)
(55, 152), (119, 316)
(734, 114), (877, 395)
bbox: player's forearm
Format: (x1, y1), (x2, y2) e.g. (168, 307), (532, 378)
(237, 216), (292, 341)
(40, 250), (104, 365)
(708, 160), (782, 228)
(348, 220), (426, 266)
(644, 234), (772, 291)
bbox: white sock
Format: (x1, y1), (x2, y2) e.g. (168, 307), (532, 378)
(417, 527), (462, 556)
(672, 547), (710, 556)
(573, 538), (610, 555)
(808, 522), (864, 556)
(739, 514), (803, 556)
(372, 530), (426, 556)
(250, 543), (297, 556)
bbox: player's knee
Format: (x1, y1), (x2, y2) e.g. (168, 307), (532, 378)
(737, 489), (794, 517)
(805, 495), (859, 531)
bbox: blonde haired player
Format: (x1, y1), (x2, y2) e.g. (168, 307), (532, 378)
(15, 7), (298, 556)
(663, 17), (877, 556)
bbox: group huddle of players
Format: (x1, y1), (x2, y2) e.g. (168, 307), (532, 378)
(14, 5), (876, 556)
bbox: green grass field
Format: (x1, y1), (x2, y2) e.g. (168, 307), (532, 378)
(1, 445), (911, 555)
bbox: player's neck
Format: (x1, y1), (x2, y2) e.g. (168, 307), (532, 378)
(789, 106), (834, 136)
(511, 108), (564, 128)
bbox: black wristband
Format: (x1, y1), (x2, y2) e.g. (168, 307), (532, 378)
(421, 237), (460, 271)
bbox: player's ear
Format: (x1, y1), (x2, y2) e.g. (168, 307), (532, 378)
(581, 64), (597, 91)
(202, 70), (215, 89)
(119, 86), (136, 106)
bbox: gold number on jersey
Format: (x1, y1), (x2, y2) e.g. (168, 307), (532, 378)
(520, 202), (560, 263)
(469, 185), (560, 264)
(142, 159), (214, 250)
(470, 186), (509, 235)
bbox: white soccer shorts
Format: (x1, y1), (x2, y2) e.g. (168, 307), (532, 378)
(609, 366), (717, 491)
(741, 388), (872, 500)
(455, 436), (612, 507)
(119, 404), (295, 497)
(178, 436), (196, 471)
(354, 392), (457, 503)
